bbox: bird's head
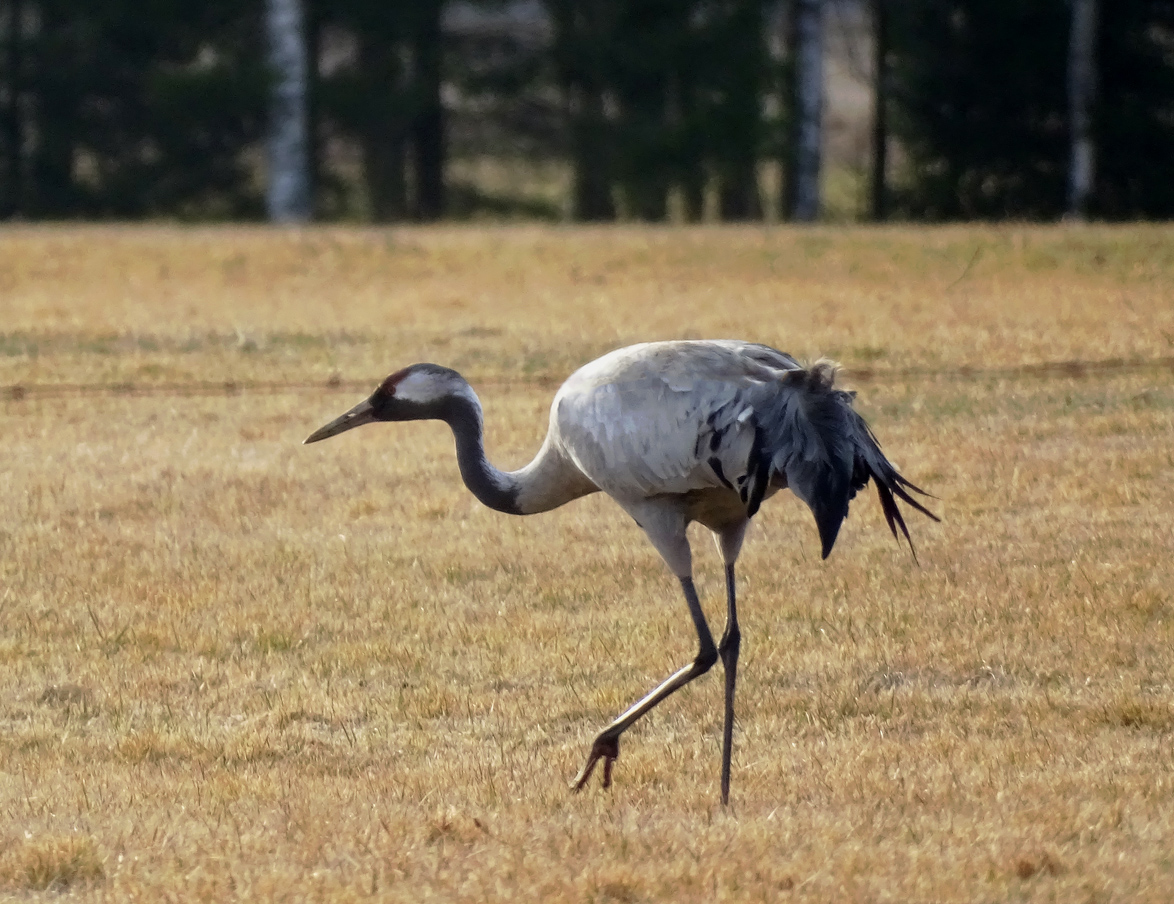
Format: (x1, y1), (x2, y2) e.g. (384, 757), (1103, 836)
(303, 364), (475, 444)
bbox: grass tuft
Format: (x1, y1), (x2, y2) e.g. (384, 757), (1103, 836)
(0, 836), (105, 891)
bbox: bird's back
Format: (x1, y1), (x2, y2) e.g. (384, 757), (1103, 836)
(550, 340), (801, 501)
(549, 340), (936, 556)
(560, 340), (800, 394)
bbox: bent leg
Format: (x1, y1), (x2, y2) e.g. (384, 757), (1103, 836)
(572, 575), (717, 792)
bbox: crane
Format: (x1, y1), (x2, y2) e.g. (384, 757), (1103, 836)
(304, 339), (938, 805)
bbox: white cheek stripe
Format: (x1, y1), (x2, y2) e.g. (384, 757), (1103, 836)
(395, 371), (444, 404)
(393, 370), (477, 408)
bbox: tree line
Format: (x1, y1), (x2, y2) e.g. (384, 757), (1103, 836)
(0, 0), (1170, 222)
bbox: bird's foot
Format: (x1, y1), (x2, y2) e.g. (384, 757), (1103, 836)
(571, 735), (619, 792)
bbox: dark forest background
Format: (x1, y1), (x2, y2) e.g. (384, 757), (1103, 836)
(0, 0), (1169, 222)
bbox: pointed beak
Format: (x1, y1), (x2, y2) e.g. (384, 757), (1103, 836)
(304, 397), (376, 444)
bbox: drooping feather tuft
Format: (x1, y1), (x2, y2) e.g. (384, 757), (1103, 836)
(764, 360), (938, 559)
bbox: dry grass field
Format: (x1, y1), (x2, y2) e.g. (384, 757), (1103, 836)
(1, 224), (1173, 902)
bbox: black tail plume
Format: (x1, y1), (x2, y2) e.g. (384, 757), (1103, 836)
(767, 361), (938, 561)
(845, 406), (939, 562)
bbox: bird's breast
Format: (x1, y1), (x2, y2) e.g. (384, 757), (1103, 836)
(676, 487), (755, 532)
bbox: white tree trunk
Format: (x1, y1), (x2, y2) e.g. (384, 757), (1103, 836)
(1066, 0), (1097, 220)
(870, 0), (889, 221)
(266, 0), (311, 222)
(793, 0), (823, 222)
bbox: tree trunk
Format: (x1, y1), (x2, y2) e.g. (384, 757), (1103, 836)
(779, 0), (798, 221)
(359, 34), (407, 221)
(719, 163), (760, 221)
(869, 0), (888, 221)
(792, 0), (822, 222)
(570, 82), (615, 220)
(27, 3), (75, 216)
(411, 0), (444, 221)
(304, 0), (320, 219)
(715, 0), (764, 222)
(615, 83), (669, 222)
(681, 169), (705, 222)
(2, 0), (23, 218)
(553, 0), (615, 221)
(1066, 0), (1097, 220)
(265, 0), (311, 222)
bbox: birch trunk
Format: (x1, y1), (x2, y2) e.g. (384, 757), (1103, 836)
(1066, 0), (1097, 220)
(792, 0), (823, 222)
(870, 0), (888, 222)
(266, 0), (311, 222)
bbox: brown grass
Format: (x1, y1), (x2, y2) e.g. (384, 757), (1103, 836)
(2, 223), (1173, 901)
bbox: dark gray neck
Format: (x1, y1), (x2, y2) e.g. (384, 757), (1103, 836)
(443, 395), (523, 515)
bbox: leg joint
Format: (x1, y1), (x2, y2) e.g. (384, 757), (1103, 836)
(695, 642), (719, 674)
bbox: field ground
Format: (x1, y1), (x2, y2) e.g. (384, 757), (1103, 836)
(1, 224), (1173, 901)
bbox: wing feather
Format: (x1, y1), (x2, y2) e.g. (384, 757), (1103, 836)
(557, 376), (753, 497)
(547, 339), (935, 559)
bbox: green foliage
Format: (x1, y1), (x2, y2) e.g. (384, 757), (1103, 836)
(550, 0), (771, 222)
(2, 0), (1174, 221)
(310, 0), (446, 220)
(890, 0), (1174, 219)
(5, 0), (268, 218)
(1095, 0), (1174, 217)
(888, 0), (1071, 219)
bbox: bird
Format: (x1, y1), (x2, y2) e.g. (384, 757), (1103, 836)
(304, 339), (938, 805)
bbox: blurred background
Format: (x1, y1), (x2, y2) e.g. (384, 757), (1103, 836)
(0, 0), (1164, 224)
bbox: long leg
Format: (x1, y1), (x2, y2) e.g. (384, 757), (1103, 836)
(717, 563), (740, 806)
(572, 576), (717, 792)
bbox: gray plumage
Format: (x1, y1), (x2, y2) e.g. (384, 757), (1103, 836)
(305, 339), (938, 805)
